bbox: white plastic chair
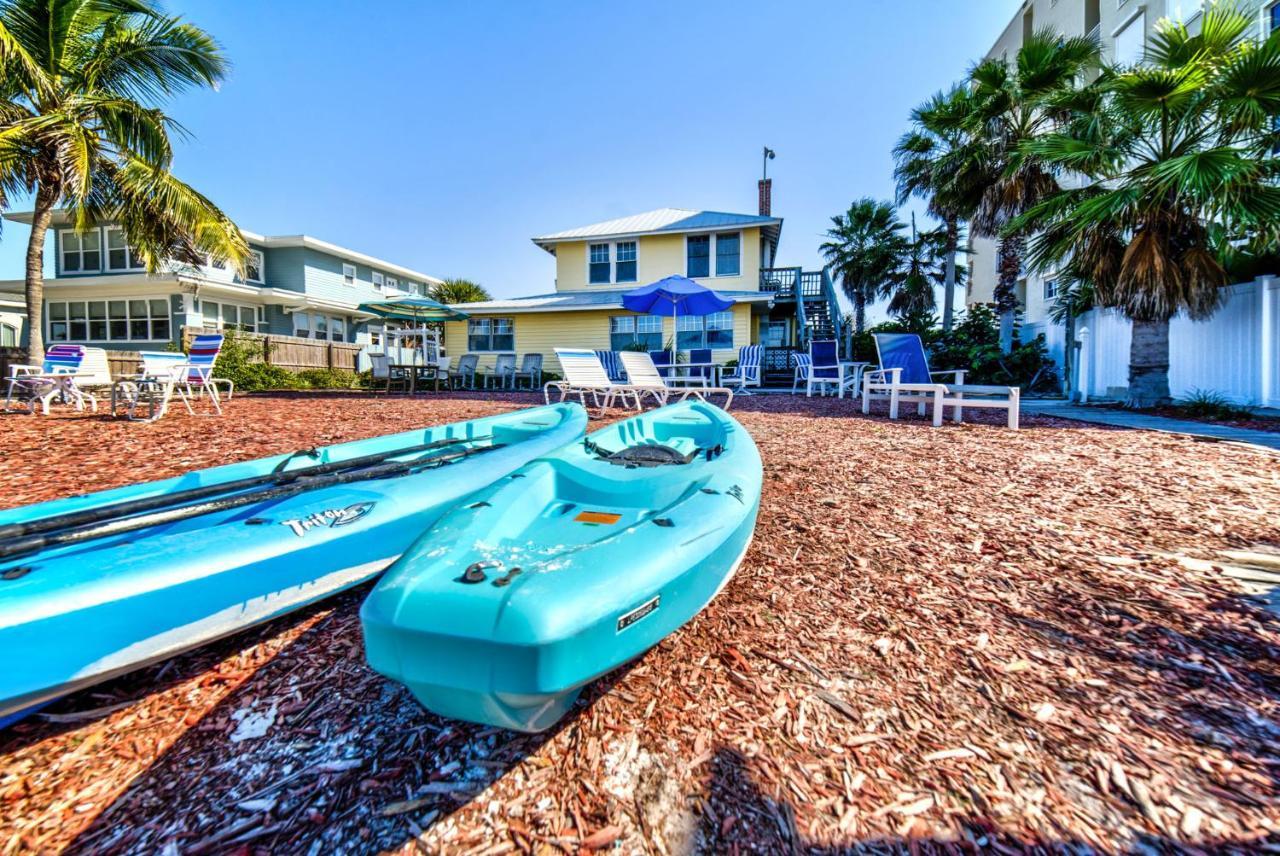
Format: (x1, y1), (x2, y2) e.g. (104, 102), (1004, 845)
(4, 345), (92, 414)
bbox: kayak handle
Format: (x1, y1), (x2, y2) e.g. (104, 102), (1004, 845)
(461, 560), (502, 584)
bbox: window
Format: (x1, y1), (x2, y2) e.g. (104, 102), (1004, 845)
(615, 241), (637, 282)
(60, 229), (101, 273)
(686, 235), (710, 278)
(588, 243), (611, 284)
(105, 227), (145, 271)
(208, 254), (227, 271)
(467, 317), (514, 351)
(1272, 1), (1280, 33)
(0, 323), (15, 347)
(342, 263), (357, 286)
(372, 272), (384, 290)
(715, 233), (741, 277)
(676, 311), (734, 350)
(385, 276), (399, 292)
(1113, 12), (1145, 66)
(47, 298), (169, 342)
(246, 250), (263, 283)
(292, 311), (347, 342)
(609, 314), (663, 351)
(1044, 278), (1058, 301)
(204, 301), (260, 332)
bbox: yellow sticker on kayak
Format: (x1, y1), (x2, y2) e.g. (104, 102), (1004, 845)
(575, 511), (621, 525)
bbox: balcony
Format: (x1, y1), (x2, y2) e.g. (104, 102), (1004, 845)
(759, 267), (825, 300)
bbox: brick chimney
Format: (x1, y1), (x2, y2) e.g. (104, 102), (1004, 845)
(758, 178), (772, 216)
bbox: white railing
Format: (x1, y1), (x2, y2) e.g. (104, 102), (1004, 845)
(1063, 277), (1279, 406)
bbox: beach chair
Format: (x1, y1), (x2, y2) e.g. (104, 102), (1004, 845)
(862, 333), (1020, 429)
(514, 353), (543, 389)
(686, 348), (713, 387)
(594, 349), (624, 383)
(545, 348), (642, 411)
(721, 345), (762, 391)
(369, 354), (409, 394)
(619, 351), (734, 411)
(184, 334), (234, 401)
(449, 354), (478, 389)
(791, 352), (811, 394)
(806, 339), (843, 398)
(648, 350), (673, 379)
(4, 345), (92, 414)
(485, 353), (517, 390)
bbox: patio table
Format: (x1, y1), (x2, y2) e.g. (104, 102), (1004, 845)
(652, 361), (721, 387)
(390, 363), (442, 394)
(838, 361), (872, 399)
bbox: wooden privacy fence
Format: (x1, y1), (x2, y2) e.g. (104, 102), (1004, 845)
(182, 327), (361, 372)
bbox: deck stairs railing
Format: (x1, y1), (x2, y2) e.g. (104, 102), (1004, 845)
(759, 266), (843, 348)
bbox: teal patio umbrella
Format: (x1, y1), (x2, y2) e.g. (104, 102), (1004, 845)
(357, 297), (470, 367)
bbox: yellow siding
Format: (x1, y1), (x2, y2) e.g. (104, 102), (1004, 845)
(444, 302), (757, 376)
(554, 227), (763, 293)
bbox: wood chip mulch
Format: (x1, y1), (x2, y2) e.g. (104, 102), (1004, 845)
(2, 391), (1279, 854)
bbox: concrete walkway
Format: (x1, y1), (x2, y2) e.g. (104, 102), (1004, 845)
(1024, 400), (1280, 451)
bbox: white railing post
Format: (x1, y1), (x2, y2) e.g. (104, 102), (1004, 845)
(1075, 324), (1092, 404)
(1261, 275), (1278, 408)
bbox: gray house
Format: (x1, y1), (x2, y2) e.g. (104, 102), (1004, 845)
(0, 210), (444, 350)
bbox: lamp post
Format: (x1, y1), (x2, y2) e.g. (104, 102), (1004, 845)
(762, 146), (775, 181)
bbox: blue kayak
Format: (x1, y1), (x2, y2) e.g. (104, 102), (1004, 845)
(361, 400), (762, 732)
(0, 403), (587, 727)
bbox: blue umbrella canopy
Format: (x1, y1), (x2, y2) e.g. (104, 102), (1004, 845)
(357, 296), (470, 322)
(621, 275), (734, 317)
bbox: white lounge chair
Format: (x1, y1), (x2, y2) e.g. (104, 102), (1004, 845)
(721, 345), (762, 392)
(618, 351), (735, 410)
(545, 348), (642, 411)
(862, 333), (1020, 429)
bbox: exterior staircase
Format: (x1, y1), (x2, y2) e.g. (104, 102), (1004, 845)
(758, 267), (845, 386)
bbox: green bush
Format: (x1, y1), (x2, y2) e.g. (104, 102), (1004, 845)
(1177, 389), (1253, 421)
(295, 367), (361, 389)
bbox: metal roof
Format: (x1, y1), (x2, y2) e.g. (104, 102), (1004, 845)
(532, 208), (783, 253)
(450, 288), (772, 315)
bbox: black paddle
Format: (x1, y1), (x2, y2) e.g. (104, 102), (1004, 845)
(0, 441), (507, 563)
(0, 434), (495, 543)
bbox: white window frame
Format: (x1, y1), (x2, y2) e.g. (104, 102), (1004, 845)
(46, 296), (172, 343)
(104, 226), (145, 272)
(685, 232), (741, 280)
(60, 228), (102, 274)
(293, 310), (348, 342)
(676, 310), (734, 350)
(583, 240), (639, 285)
(466, 317), (515, 352)
(1043, 277), (1059, 301)
(342, 263), (357, 287)
(587, 242), (612, 285)
(385, 275), (399, 292)
(245, 250), (264, 283)
(372, 271), (384, 290)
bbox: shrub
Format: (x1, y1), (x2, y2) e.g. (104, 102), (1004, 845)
(233, 362), (302, 392)
(1177, 390), (1253, 421)
(295, 368), (360, 390)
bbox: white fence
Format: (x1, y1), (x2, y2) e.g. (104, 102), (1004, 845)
(1029, 277), (1279, 407)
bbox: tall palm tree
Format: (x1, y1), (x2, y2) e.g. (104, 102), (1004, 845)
(1016, 6), (1280, 407)
(886, 215), (941, 321)
(0, 0), (246, 362)
(893, 86), (985, 332)
(431, 278), (491, 304)
(819, 199), (907, 335)
(960, 29), (1100, 351)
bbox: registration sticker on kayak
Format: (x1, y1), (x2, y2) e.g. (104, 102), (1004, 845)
(617, 596), (660, 632)
(575, 511), (621, 526)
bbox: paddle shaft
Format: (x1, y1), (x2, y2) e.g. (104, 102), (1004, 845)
(0, 442), (506, 562)
(0, 434), (494, 543)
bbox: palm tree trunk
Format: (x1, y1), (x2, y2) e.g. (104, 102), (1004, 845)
(1127, 318), (1172, 408)
(1062, 309), (1076, 400)
(941, 217), (958, 333)
(994, 235), (1023, 353)
(854, 293), (866, 336)
(23, 184), (56, 364)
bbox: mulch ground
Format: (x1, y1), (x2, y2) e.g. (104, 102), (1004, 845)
(2, 391), (1280, 854)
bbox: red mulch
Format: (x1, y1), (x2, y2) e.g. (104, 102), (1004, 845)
(2, 391), (1279, 854)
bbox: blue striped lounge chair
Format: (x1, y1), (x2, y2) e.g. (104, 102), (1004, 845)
(4, 345), (90, 415)
(722, 345), (762, 391)
(594, 349), (625, 382)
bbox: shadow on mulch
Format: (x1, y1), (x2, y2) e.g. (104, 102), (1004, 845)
(61, 589), (641, 855)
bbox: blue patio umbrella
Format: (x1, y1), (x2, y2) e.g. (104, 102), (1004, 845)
(622, 275), (734, 351)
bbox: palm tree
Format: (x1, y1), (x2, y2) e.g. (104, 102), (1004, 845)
(893, 86), (985, 332)
(819, 199), (907, 336)
(431, 278), (491, 304)
(0, 0), (246, 362)
(1016, 6), (1280, 407)
(886, 215), (941, 321)
(960, 29), (1100, 351)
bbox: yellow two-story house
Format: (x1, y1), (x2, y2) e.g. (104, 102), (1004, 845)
(444, 206), (842, 383)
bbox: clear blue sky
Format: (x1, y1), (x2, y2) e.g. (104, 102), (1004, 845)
(0, 0), (1019, 302)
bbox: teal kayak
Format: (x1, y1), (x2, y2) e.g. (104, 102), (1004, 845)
(361, 400), (762, 732)
(0, 403), (587, 727)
